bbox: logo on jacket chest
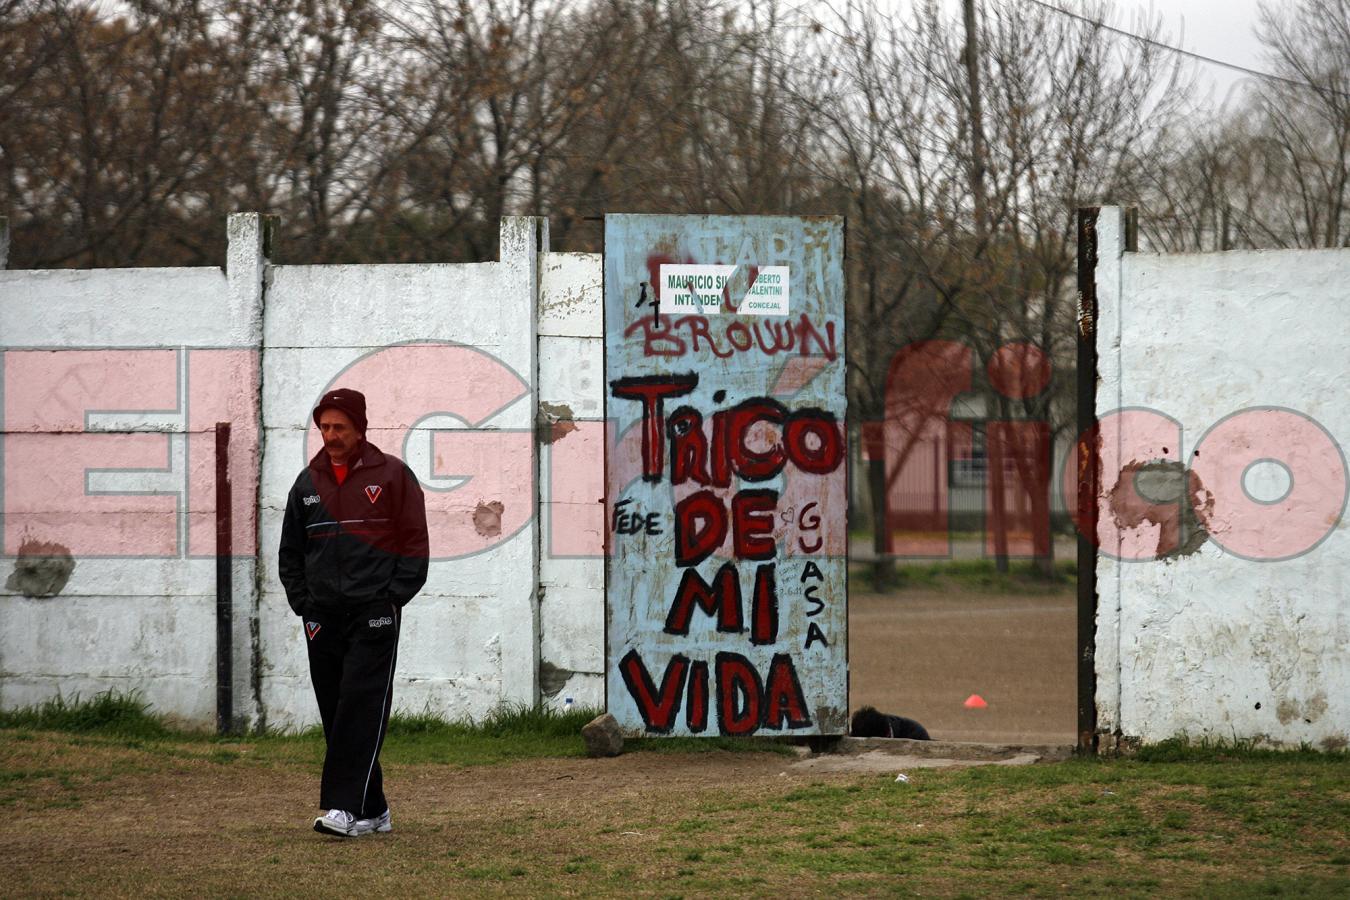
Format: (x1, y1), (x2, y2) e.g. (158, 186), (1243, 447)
(303, 494), (320, 506)
(305, 621), (321, 640)
(364, 485), (383, 504)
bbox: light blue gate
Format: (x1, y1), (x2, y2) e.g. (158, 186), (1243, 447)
(604, 215), (848, 736)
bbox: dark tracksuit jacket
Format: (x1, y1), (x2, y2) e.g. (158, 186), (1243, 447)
(278, 440), (429, 818)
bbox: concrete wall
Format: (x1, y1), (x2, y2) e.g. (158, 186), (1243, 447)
(536, 252), (606, 710)
(1093, 207), (1350, 749)
(0, 215), (267, 725)
(9, 207), (1344, 746)
(0, 215), (601, 730)
(255, 217), (545, 729)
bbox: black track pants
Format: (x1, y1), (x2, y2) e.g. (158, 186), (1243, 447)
(303, 602), (400, 818)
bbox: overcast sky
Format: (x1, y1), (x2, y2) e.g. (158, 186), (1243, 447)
(1119, 0), (1271, 105)
(889, 0), (1282, 110)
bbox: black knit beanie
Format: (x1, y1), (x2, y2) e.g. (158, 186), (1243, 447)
(312, 388), (368, 435)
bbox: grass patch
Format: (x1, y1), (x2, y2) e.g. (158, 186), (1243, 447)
(388, 703), (592, 739)
(694, 752), (1349, 892)
(0, 696), (792, 768)
(0, 690), (171, 738)
(2, 722), (1347, 896)
(627, 735), (798, 755)
(853, 557), (1076, 593)
(381, 704), (790, 764)
(1134, 735), (1346, 763)
(376, 703), (600, 766)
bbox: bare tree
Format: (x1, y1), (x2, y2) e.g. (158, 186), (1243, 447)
(1141, 0), (1347, 252)
(0, 0), (257, 266)
(965, 0), (1190, 575)
(1248, 0), (1349, 247)
(795, 0), (1190, 581)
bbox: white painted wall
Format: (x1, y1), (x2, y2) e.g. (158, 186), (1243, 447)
(1094, 207), (1350, 749)
(0, 215), (581, 730)
(255, 217), (544, 729)
(536, 252), (606, 711)
(0, 215), (267, 727)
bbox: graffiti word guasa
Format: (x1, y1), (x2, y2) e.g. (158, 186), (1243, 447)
(610, 372), (843, 735)
(624, 313), (837, 361)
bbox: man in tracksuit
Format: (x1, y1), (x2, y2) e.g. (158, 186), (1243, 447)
(278, 388), (429, 837)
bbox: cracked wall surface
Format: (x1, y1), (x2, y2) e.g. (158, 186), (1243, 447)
(1095, 207), (1350, 748)
(1, 217), (555, 729)
(535, 252), (605, 711)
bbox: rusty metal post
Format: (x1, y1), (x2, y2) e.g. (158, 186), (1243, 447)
(215, 422), (233, 735)
(1075, 209), (1100, 754)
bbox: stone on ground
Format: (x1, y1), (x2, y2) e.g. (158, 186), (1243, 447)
(581, 713), (624, 757)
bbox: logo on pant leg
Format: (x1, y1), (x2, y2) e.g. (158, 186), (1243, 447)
(368, 616), (394, 628)
(305, 621), (321, 640)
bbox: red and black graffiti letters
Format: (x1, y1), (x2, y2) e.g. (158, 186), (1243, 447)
(620, 646), (813, 734)
(668, 407), (710, 485)
(611, 497), (662, 535)
(801, 560), (830, 649)
(612, 373), (835, 737)
(731, 489), (778, 560)
(663, 561), (780, 644)
(665, 563), (744, 635)
(609, 374), (697, 482)
(797, 503), (823, 553)
(727, 399), (788, 480)
(715, 652), (764, 736)
(686, 660), (710, 733)
(619, 649), (689, 733)
(785, 409), (844, 475)
(674, 489), (727, 567)
(750, 563), (779, 645)
(624, 313), (836, 362)
(762, 653), (812, 730)
(610, 378), (844, 487)
(673, 488), (780, 566)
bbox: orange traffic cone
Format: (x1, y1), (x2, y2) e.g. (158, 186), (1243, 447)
(963, 694), (988, 709)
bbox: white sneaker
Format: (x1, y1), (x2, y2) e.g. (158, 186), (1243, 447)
(354, 809), (392, 835)
(313, 809), (358, 837)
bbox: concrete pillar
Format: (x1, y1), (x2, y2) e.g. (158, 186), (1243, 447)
(225, 213), (277, 730)
(498, 216), (547, 707)
(1092, 206), (1126, 738)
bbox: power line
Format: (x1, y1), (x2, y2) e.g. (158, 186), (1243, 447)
(1019, 0), (1342, 97)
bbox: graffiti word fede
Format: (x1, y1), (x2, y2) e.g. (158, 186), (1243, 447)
(609, 372), (844, 735)
(610, 498), (662, 536)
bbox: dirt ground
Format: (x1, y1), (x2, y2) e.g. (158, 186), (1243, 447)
(0, 738), (874, 897)
(8, 729), (1344, 898)
(848, 589), (1077, 745)
(5, 584), (1080, 894)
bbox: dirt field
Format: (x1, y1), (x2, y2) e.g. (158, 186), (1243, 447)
(6, 729), (1346, 897)
(2, 739), (809, 897)
(849, 589), (1077, 745)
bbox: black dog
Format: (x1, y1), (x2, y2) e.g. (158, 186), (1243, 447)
(850, 706), (931, 740)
